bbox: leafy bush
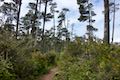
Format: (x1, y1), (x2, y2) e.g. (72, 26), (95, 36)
(54, 42), (120, 80)
(0, 33), (57, 80)
(0, 57), (15, 80)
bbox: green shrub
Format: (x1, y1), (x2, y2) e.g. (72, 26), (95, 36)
(0, 57), (15, 80)
(0, 34), (57, 80)
(54, 42), (120, 80)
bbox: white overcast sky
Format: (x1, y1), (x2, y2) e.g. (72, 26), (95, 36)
(20, 0), (120, 42)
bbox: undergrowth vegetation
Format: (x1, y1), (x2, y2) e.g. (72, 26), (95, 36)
(0, 33), (57, 80)
(54, 40), (120, 80)
(1, 32), (120, 80)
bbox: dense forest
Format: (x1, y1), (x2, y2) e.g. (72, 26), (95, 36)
(0, 0), (120, 80)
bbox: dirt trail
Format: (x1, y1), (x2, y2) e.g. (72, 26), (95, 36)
(39, 67), (58, 80)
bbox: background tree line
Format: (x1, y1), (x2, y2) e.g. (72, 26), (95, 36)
(0, 0), (119, 49)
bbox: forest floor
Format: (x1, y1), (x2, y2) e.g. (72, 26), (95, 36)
(38, 67), (58, 80)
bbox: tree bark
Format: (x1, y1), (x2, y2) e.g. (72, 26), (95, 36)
(103, 0), (110, 44)
(16, 0), (22, 39)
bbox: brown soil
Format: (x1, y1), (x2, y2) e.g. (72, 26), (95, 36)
(38, 67), (58, 80)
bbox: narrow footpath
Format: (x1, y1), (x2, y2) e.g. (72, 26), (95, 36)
(38, 67), (58, 80)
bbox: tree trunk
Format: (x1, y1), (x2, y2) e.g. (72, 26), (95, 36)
(53, 12), (56, 37)
(42, 0), (48, 38)
(111, 0), (115, 43)
(103, 0), (110, 44)
(41, 0), (48, 52)
(16, 0), (22, 39)
(31, 0), (39, 38)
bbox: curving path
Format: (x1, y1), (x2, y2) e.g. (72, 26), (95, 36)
(38, 67), (58, 80)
